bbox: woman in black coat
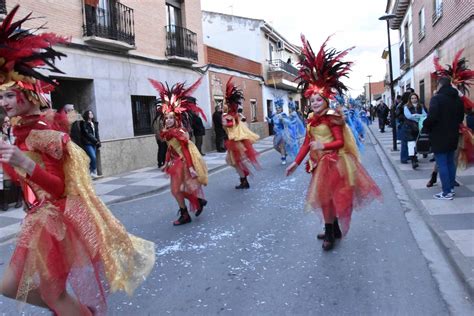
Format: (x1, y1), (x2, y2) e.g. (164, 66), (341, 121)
(81, 110), (101, 178)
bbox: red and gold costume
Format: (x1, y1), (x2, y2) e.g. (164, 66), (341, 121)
(295, 109), (381, 234)
(433, 49), (474, 169)
(294, 35), (381, 237)
(223, 78), (260, 177)
(149, 78), (208, 214)
(160, 127), (208, 211)
(0, 7), (155, 314)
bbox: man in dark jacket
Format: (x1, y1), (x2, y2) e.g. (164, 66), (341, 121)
(190, 110), (206, 155)
(423, 77), (464, 200)
(212, 104), (227, 152)
(376, 100), (389, 132)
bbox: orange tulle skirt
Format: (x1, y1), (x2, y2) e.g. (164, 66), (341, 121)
(225, 139), (260, 176)
(165, 156), (205, 211)
(305, 151), (382, 235)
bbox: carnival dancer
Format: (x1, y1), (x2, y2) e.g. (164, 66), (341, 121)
(0, 6), (155, 315)
(149, 78), (208, 226)
(288, 101), (306, 152)
(286, 35), (382, 251)
(223, 77), (260, 189)
(269, 98), (289, 164)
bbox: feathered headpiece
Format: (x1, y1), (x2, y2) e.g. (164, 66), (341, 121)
(335, 94), (345, 106)
(148, 77), (206, 122)
(433, 49), (474, 109)
(274, 97), (284, 109)
(0, 5), (68, 107)
(225, 77), (244, 114)
(297, 34), (354, 100)
(288, 101), (296, 111)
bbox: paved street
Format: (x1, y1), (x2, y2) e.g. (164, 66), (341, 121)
(2, 133), (472, 315)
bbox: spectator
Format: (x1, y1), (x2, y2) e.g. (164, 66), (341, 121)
(403, 93), (426, 169)
(81, 110), (101, 179)
(376, 99), (389, 133)
(59, 104), (84, 148)
(152, 111), (167, 168)
(212, 104), (227, 152)
(423, 77), (464, 200)
(396, 92), (412, 163)
(190, 110), (206, 156)
(0, 116), (22, 211)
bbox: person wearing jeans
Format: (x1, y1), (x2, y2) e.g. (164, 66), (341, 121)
(423, 77), (464, 200)
(81, 110), (101, 179)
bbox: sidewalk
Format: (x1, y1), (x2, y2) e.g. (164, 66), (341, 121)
(369, 124), (474, 296)
(0, 136), (274, 243)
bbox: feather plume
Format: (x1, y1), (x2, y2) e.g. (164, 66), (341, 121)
(225, 77), (244, 114)
(297, 34), (354, 100)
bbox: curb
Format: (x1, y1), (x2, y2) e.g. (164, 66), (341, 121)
(0, 146), (274, 243)
(368, 127), (474, 299)
(105, 146), (274, 206)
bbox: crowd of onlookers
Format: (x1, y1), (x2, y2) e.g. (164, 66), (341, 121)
(372, 77), (472, 200)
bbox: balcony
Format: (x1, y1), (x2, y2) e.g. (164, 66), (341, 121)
(165, 25), (198, 64)
(418, 26), (426, 41)
(266, 59), (299, 91)
(83, 1), (135, 50)
(432, 2), (443, 25)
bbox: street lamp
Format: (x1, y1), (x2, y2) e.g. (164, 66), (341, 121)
(379, 13), (398, 151)
(367, 75), (372, 118)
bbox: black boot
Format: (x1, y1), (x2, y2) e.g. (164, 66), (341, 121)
(426, 172), (437, 187)
(411, 156), (419, 169)
(235, 177), (250, 189)
(195, 198), (207, 217)
(322, 224), (335, 251)
(173, 207), (191, 226)
(317, 219), (342, 240)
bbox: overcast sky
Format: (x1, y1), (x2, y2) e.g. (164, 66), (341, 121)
(201, 0), (396, 97)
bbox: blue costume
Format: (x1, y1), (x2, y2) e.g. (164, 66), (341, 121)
(268, 99), (305, 163)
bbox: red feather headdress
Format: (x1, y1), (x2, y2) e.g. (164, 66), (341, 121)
(297, 34), (354, 100)
(148, 77), (206, 123)
(0, 5), (68, 107)
(433, 49), (474, 110)
(225, 77), (244, 115)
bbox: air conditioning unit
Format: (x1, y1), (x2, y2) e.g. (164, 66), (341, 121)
(276, 40), (283, 51)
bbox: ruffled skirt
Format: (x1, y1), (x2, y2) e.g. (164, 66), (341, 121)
(305, 152), (381, 235)
(165, 156), (205, 212)
(225, 139), (260, 176)
(10, 197), (155, 315)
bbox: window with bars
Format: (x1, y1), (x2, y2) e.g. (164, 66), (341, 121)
(131, 95), (156, 136)
(250, 99), (258, 122)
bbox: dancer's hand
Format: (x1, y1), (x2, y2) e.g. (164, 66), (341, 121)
(285, 162), (298, 176)
(160, 163), (168, 172)
(310, 140), (324, 151)
(189, 167), (198, 178)
(0, 141), (36, 175)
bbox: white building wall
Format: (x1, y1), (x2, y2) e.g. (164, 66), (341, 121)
(55, 47), (212, 141)
(202, 12), (264, 63)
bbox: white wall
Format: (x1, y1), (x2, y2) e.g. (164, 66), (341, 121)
(55, 47), (212, 140)
(202, 11), (264, 63)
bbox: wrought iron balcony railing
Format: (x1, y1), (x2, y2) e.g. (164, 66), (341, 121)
(268, 59), (299, 77)
(165, 25), (198, 61)
(83, 1), (135, 46)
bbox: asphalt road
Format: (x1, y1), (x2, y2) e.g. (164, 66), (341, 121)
(0, 139), (454, 315)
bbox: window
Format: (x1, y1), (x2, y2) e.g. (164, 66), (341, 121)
(419, 80), (425, 105)
(213, 96), (224, 111)
(432, 0), (443, 24)
(268, 43), (274, 61)
(131, 95), (156, 136)
(418, 8), (425, 41)
(166, 0), (182, 27)
(250, 99), (258, 122)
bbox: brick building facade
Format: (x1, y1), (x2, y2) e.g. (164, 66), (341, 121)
(206, 46), (267, 137)
(2, 0), (210, 176)
(411, 0), (473, 106)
